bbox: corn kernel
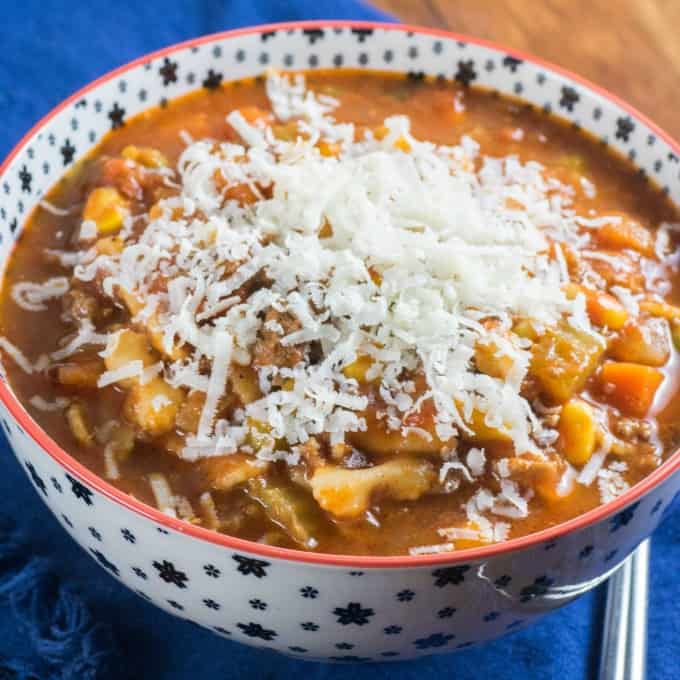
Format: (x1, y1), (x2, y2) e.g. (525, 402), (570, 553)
(557, 399), (596, 466)
(318, 140), (341, 157)
(83, 187), (128, 234)
(394, 136), (411, 152)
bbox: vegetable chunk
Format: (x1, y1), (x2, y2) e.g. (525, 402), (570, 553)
(529, 323), (604, 403)
(310, 458), (435, 519)
(248, 477), (328, 546)
(600, 362), (663, 417)
(609, 318), (670, 367)
(557, 400), (597, 466)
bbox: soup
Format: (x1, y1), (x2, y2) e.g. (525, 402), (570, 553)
(2, 70), (680, 555)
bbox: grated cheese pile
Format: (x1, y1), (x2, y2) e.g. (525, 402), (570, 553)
(68, 72), (604, 464)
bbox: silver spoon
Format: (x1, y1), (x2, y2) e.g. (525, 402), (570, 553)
(598, 539), (650, 680)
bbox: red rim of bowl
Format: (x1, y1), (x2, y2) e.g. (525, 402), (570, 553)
(1, 20), (679, 568)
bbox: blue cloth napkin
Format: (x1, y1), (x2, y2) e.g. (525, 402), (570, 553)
(0, 1), (678, 678)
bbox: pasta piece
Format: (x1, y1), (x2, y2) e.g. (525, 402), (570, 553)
(56, 358), (104, 388)
(247, 477), (328, 546)
(310, 458), (435, 519)
(200, 454), (268, 492)
(65, 402), (94, 447)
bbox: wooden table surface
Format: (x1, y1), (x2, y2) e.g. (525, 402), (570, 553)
(372, 0), (680, 140)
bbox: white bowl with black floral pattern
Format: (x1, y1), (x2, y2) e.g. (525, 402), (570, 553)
(1, 21), (679, 662)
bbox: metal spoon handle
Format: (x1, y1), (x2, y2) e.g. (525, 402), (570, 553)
(598, 539), (650, 680)
(626, 540), (650, 679)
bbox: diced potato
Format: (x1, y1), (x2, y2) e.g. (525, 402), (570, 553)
(342, 355), (375, 383)
(83, 187), (129, 235)
(123, 377), (182, 436)
(118, 288), (186, 361)
(609, 318), (670, 367)
(121, 145), (168, 168)
(230, 365), (261, 405)
(201, 453), (267, 492)
(460, 406), (512, 443)
(310, 458), (435, 519)
(104, 329), (156, 388)
(529, 322), (604, 403)
(474, 340), (514, 380)
(557, 400), (597, 466)
(600, 362), (664, 418)
(512, 318), (538, 341)
(56, 359), (104, 388)
(248, 477), (328, 545)
(565, 284), (628, 330)
(592, 215), (655, 257)
(66, 402), (93, 447)
(175, 390), (206, 433)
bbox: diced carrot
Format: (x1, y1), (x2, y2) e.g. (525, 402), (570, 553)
(586, 290), (628, 330)
(599, 362), (664, 417)
(99, 158), (142, 200)
(564, 284), (628, 329)
(593, 215), (655, 257)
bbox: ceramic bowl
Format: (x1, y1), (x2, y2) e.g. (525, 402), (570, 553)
(1, 21), (679, 662)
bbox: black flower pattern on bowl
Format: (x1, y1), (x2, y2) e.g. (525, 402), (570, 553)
(153, 560), (188, 588)
(333, 602), (375, 626)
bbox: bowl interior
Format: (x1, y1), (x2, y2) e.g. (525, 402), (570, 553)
(1, 21), (679, 566)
